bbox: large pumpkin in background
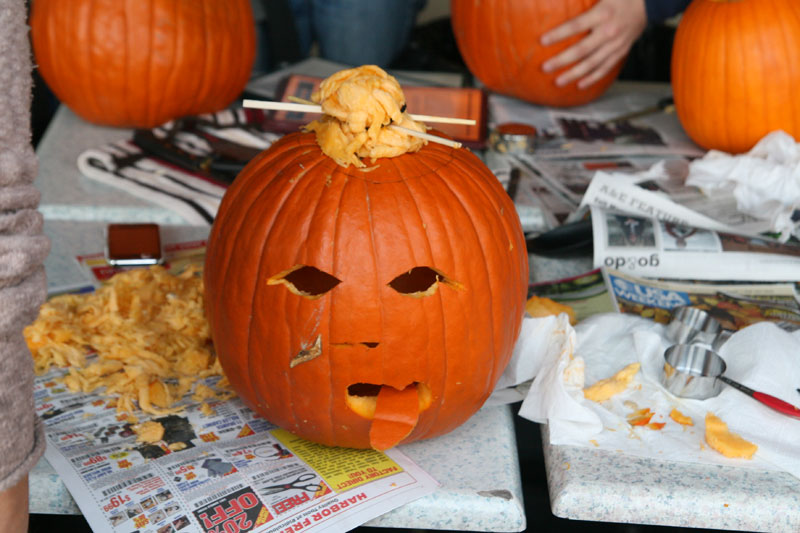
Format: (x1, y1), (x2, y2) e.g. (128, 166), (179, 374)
(672, 0), (800, 153)
(204, 132), (528, 450)
(451, 0), (623, 107)
(31, 0), (255, 128)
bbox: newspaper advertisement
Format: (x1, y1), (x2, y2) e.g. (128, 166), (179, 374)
(37, 247), (439, 533)
(590, 205), (800, 281)
(603, 268), (800, 331)
(526, 266), (800, 331)
(37, 367), (438, 533)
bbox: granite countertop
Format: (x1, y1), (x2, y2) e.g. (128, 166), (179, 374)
(32, 220), (527, 532)
(542, 425), (800, 532)
(35, 106), (189, 225)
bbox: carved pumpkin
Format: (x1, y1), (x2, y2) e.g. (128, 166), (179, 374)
(671, 0), (800, 153)
(450, 0), (623, 107)
(204, 130), (529, 450)
(30, 0), (255, 128)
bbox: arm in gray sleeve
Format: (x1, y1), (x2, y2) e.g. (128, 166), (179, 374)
(0, 0), (51, 492)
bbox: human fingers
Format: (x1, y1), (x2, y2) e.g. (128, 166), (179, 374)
(540, 6), (607, 46)
(542, 24), (611, 74)
(576, 41), (631, 89)
(553, 37), (628, 87)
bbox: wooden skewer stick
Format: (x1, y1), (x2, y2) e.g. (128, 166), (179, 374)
(242, 98), (477, 126)
(243, 98), (464, 149)
(388, 124), (462, 149)
(286, 95), (317, 105)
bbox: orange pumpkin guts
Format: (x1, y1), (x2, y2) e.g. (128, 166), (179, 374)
(30, 0), (255, 128)
(671, 0), (800, 153)
(204, 66), (529, 450)
(450, 0), (624, 107)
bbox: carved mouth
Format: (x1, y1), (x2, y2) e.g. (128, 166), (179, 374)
(346, 382), (433, 450)
(345, 382), (432, 420)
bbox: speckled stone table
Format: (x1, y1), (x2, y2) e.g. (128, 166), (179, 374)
(541, 425), (800, 532)
(35, 106), (189, 225)
(30, 218), (527, 531)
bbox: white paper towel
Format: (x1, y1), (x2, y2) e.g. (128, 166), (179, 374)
(687, 130), (800, 241)
(513, 312), (800, 479)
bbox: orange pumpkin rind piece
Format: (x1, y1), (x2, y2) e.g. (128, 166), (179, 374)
(369, 385), (422, 451)
(669, 408), (694, 426)
(704, 412), (757, 459)
(525, 295), (576, 325)
(583, 362), (640, 402)
(627, 407), (654, 426)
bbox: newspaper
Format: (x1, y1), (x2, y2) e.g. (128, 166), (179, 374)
(526, 266), (800, 331)
(590, 205), (800, 281)
(37, 249), (439, 533)
(487, 88), (704, 159)
(527, 268), (616, 322)
(490, 154), (692, 231)
(37, 368), (438, 533)
(603, 268), (800, 331)
(580, 169), (771, 237)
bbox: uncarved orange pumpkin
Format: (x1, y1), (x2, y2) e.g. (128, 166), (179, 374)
(671, 0), (800, 153)
(450, 0), (623, 107)
(31, 0), (255, 128)
(204, 132), (529, 450)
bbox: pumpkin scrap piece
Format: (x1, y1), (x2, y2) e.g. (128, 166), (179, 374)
(132, 420), (165, 444)
(669, 408), (694, 426)
(304, 65), (427, 168)
(368, 385), (422, 451)
(525, 295), (576, 324)
(23, 265), (230, 415)
(704, 412), (757, 459)
(583, 362), (641, 402)
(627, 407), (654, 426)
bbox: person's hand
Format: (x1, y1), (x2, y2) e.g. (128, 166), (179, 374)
(540, 0), (647, 89)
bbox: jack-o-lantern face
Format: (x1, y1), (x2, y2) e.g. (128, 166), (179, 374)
(205, 132), (528, 450)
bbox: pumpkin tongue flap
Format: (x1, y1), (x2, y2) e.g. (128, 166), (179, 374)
(369, 384), (420, 451)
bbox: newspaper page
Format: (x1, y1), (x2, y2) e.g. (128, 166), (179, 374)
(37, 368), (438, 533)
(501, 155), (693, 227)
(590, 206), (800, 281)
(527, 268), (616, 322)
(580, 170), (771, 237)
(487, 88), (704, 159)
(37, 247), (439, 533)
(603, 268), (800, 331)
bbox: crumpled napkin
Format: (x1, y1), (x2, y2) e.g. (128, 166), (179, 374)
(516, 312), (800, 479)
(486, 314), (575, 406)
(687, 130), (800, 241)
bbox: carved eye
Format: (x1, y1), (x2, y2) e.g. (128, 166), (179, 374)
(267, 265), (341, 299)
(388, 267), (463, 297)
